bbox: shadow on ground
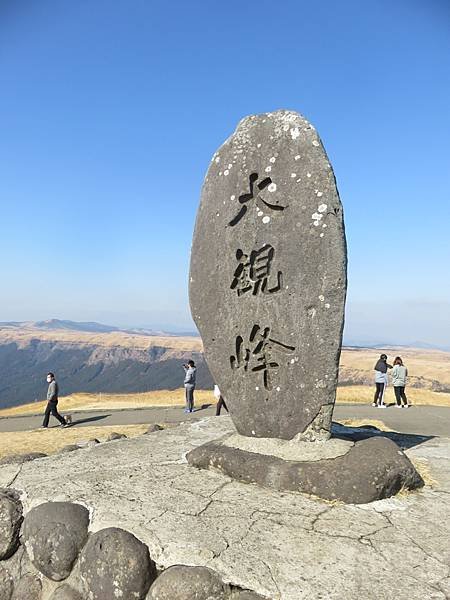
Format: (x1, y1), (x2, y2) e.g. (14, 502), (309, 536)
(332, 421), (434, 450)
(70, 414), (111, 426)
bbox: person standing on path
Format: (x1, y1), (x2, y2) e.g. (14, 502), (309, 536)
(214, 384), (228, 416)
(391, 356), (410, 408)
(42, 372), (69, 428)
(373, 354), (392, 408)
(183, 360), (197, 413)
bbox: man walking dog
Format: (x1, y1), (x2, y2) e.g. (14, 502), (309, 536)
(42, 372), (69, 428)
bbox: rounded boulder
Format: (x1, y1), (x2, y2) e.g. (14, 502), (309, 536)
(0, 490), (23, 560)
(48, 585), (83, 600)
(11, 573), (42, 600)
(79, 527), (156, 599)
(23, 502), (90, 581)
(0, 453), (47, 466)
(106, 432), (127, 441)
(0, 566), (13, 600)
(145, 425), (163, 434)
(147, 565), (228, 600)
(57, 445), (80, 454)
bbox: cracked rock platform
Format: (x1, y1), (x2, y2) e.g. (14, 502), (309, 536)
(1, 416), (450, 600)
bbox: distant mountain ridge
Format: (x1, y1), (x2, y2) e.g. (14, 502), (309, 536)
(343, 338), (450, 353)
(1, 320), (446, 351)
(0, 318), (191, 337)
(35, 319), (120, 333)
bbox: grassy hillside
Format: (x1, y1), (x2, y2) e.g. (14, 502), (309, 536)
(1, 322), (449, 410)
(0, 325), (212, 407)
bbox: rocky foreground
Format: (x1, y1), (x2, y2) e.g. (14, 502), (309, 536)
(0, 417), (449, 599)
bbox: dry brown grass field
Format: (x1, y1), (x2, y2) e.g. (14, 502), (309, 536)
(0, 424), (149, 459)
(340, 346), (450, 390)
(336, 385), (450, 406)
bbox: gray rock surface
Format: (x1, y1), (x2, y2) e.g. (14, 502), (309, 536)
(23, 502), (89, 581)
(57, 445), (80, 454)
(0, 489), (22, 559)
(106, 432), (127, 441)
(0, 453), (47, 466)
(188, 435), (424, 503)
(190, 110), (347, 440)
(231, 592), (267, 600)
(48, 585), (83, 600)
(145, 424), (163, 434)
(224, 432), (352, 461)
(0, 546), (34, 592)
(1, 417), (449, 600)
(11, 573), (42, 600)
(79, 527), (156, 599)
(76, 439), (99, 448)
(0, 565), (13, 600)
(147, 565), (228, 599)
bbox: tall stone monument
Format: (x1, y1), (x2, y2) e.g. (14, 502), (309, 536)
(189, 110), (346, 441)
(188, 110), (423, 503)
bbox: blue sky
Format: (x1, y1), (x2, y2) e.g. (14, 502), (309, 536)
(0, 0), (449, 345)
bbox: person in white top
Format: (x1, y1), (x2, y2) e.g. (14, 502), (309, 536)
(391, 356), (410, 408)
(214, 384), (228, 416)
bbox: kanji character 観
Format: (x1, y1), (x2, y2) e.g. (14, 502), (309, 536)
(230, 244), (283, 296)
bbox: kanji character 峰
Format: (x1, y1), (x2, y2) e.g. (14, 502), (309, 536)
(230, 325), (295, 391)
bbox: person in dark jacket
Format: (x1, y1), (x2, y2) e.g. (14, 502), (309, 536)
(373, 354), (392, 407)
(183, 360), (197, 413)
(42, 372), (69, 428)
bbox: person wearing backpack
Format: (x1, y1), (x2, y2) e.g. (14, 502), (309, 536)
(391, 356), (410, 408)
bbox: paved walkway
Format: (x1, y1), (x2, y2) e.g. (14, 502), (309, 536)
(0, 403), (449, 437)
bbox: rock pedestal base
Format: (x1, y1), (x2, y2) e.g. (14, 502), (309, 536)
(187, 434), (424, 504)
